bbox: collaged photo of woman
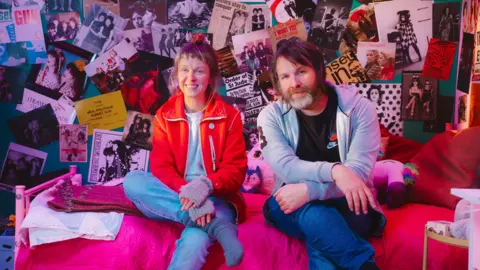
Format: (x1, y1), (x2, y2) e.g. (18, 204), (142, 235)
(59, 124), (88, 162)
(25, 42), (92, 101)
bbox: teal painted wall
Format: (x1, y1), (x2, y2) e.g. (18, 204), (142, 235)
(0, 0), (462, 217)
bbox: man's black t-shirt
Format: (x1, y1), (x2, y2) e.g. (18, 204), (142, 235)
(295, 90), (341, 163)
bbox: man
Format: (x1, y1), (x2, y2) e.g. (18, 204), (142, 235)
(283, 0), (296, 19)
(364, 49), (381, 80)
(257, 37), (385, 270)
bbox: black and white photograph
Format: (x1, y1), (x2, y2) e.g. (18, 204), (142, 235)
(151, 22), (181, 59)
(84, 0), (120, 19)
(224, 8), (248, 48)
(8, 104), (60, 149)
(0, 142), (47, 192)
(167, 0), (213, 29)
(307, 0), (353, 51)
(48, 0), (82, 13)
(25, 42), (92, 102)
(246, 5), (271, 33)
(119, 51), (173, 115)
(116, 27), (154, 53)
(457, 33), (474, 93)
(73, 4), (128, 54)
(401, 71), (438, 121)
(355, 83), (404, 136)
(293, 0), (316, 34)
(84, 38), (139, 94)
(458, 93), (468, 124)
(375, 0), (433, 75)
(120, 0), (167, 30)
(46, 12), (82, 42)
(432, 2), (460, 42)
(232, 29), (273, 74)
(88, 129), (150, 184)
(12, 0), (44, 8)
(122, 111), (154, 150)
(59, 124), (88, 162)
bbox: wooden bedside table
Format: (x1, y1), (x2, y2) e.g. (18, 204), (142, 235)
(423, 226), (468, 270)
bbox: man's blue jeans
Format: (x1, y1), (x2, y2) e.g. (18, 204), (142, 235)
(123, 171), (235, 270)
(264, 196), (378, 270)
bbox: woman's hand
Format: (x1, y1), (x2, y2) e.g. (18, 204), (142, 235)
(180, 197), (195, 211)
(196, 214), (212, 227)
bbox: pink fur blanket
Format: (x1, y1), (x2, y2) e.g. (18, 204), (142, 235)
(16, 193), (467, 270)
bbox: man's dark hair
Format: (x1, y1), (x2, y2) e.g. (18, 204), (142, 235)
(271, 37), (326, 94)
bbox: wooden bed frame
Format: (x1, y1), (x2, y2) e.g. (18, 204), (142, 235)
(14, 165), (81, 262)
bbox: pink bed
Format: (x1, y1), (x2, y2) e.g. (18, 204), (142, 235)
(16, 191), (467, 270)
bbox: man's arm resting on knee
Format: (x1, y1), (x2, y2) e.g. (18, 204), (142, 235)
(257, 101), (380, 193)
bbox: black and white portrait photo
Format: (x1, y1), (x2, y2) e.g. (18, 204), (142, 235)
(48, 0), (81, 12)
(224, 9), (248, 48)
(401, 71), (438, 121)
(265, 0), (296, 24)
(458, 94), (468, 124)
(432, 2), (460, 42)
(375, 0), (432, 74)
(117, 28), (155, 53)
(122, 111), (154, 150)
(46, 12), (82, 42)
(247, 5), (271, 33)
(167, 0), (213, 29)
(25, 42), (92, 102)
(457, 33), (474, 93)
(8, 104), (60, 149)
(88, 129), (150, 184)
(73, 4), (128, 54)
(307, 0), (353, 51)
(356, 83), (404, 136)
(151, 22), (181, 59)
(0, 143), (47, 192)
(120, 0), (167, 30)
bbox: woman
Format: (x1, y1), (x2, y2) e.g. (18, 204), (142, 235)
(99, 16), (115, 49)
(58, 60), (86, 101)
(123, 35), (247, 269)
(378, 51), (394, 80)
(83, 12), (107, 53)
(35, 49), (64, 90)
(405, 75), (423, 118)
(439, 6), (453, 41)
(67, 18), (79, 40)
(395, 10), (422, 64)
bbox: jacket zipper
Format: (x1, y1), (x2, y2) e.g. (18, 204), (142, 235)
(209, 135), (216, 171)
(164, 117), (190, 178)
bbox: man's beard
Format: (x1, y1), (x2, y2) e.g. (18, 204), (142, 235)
(284, 85), (319, 110)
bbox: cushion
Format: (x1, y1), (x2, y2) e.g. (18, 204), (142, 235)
(407, 127), (480, 209)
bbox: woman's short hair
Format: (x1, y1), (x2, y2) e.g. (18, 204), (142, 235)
(168, 35), (220, 95)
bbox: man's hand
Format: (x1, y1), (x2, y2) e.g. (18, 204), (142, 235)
(274, 183), (309, 214)
(180, 197), (195, 211)
(196, 214), (212, 227)
(332, 165), (376, 215)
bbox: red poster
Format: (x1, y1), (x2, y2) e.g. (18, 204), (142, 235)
(422, 38), (457, 80)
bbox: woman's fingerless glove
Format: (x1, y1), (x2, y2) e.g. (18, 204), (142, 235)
(179, 176), (213, 206)
(188, 199), (215, 221)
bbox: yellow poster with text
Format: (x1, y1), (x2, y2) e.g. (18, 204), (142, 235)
(74, 91), (127, 135)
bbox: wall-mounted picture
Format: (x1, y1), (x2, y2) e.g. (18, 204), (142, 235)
(432, 2), (460, 42)
(59, 124), (88, 162)
(25, 41), (93, 102)
(7, 104), (60, 149)
(307, 0), (353, 51)
(88, 129), (150, 184)
(119, 51), (172, 115)
(401, 71), (438, 121)
(375, 0), (433, 75)
(0, 142), (47, 192)
(119, 0), (167, 30)
(73, 4), (128, 54)
(167, 0), (213, 29)
(0, 66), (28, 104)
(122, 111), (153, 150)
(84, 38), (139, 94)
(232, 29), (273, 74)
(355, 83), (404, 136)
(48, 0), (82, 13)
(45, 12), (82, 42)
